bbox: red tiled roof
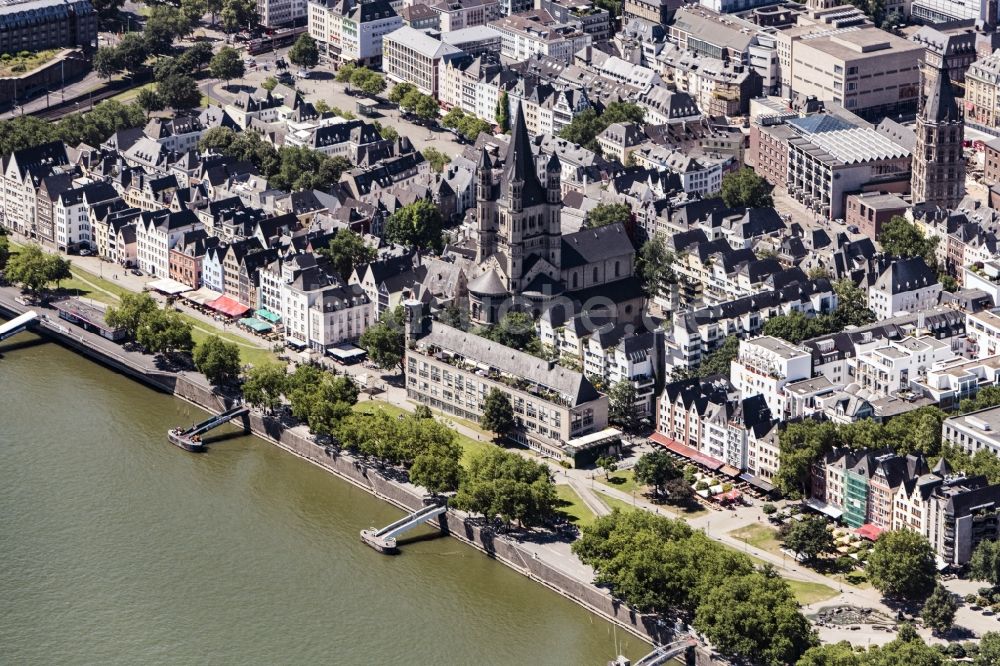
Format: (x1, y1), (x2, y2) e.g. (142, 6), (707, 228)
(855, 524), (884, 541)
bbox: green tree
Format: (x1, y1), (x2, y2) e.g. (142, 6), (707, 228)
(587, 202), (631, 228)
(318, 229), (375, 281)
(921, 584), (957, 635)
(136, 87), (164, 116)
(180, 0), (207, 22)
(350, 67), (385, 96)
(699, 335), (740, 377)
(796, 642), (863, 666)
(453, 447), (556, 528)
(5, 244), (70, 295)
(776, 420), (839, 497)
(480, 312), (540, 353)
(93, 47), (121, 80)
(480, 388), (514, 440)
(389, 82), (417, 105)
(289, 34), (319, 69)
(496, 90), (510, 132)
(867, 529), (937, 601)
(180, 41), (214, 72)
(438, 302), (469, 331)
(694, 572), (818, 666)
(558, 102), (644, 152)
(384, 199), (443, 251)
(968, 538), (1000, 587)
(210, 46), (244, 88)
(242, 362), (287, 414)
(878, 216), (939, 268)
(157, 75), (202, 109)
(636, 234), (676, 299)
(105, 291), (158, 341)
(763, 310), (835, 344)
(832, 278), (875, 327)
(975, 632), (1000, 666)
(116, 32), (149, 74)
(414, 94), (439, 124)
(595, 455), (618, 479)
(864, 630), (943, 666)
(422, 147), (450, 173)
(135, 309), (193, 356)
(410, 443), (463, 494)
(359, 305), (405, 372)
(720, 167), (774, 209)
(782, 515), (835, 562)
(91, 0), (124, 22)
(143, 6), (192, 54)
(193, 335), (242, 386)
(223, 0), (256, 32)
(607, 380), (638, 432)
(0, 235), (9, 269)
(633, 450), (680, 497)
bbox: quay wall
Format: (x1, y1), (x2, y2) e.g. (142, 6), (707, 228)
(1, 297), (721, 663)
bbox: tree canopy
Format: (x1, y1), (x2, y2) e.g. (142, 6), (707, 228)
(289, 34), (319, 69)
(318, 229), (375, 281)
(557, 102), (644, 153)
(969, 538), (1000, 587)
(242, 362), (288, 414)
(210, 46), (244, 85)
(359, 305), (406, 372)
(193, 335), (242, 386)
(636, 234), (676, 299)
(105, 292), (159, 341)
(781, 515), (834, 562)
(4, 244), (71, 295)
(720, 168), (774, 209)
(586, 202), (632, 228)
(452, 448), (556, 528)
(878, 216), (939, 269)
(866, 529), (937, 601)
(135, 308), (193, 356)
(480, 388), (515, 439)
(633, 450), (681, 497)
(607, 381), (639, 432)
(920, 583), (957, 635)
(384, 199), (444, 252)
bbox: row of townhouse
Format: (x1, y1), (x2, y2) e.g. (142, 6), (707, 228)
(811, 450), (1000, 567)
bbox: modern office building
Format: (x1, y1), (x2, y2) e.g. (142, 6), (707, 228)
(382, 25), (462, 96)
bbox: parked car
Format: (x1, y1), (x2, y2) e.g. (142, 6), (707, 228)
(131, 268), (143, 277)
(297, 70), (311, 79)
(79, 248), (91, 256)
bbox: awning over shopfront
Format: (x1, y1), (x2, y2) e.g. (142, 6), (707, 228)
(713, 489), (741, 503)
(147, 277), (191, 295)
(206, 295), (251, 317)
(327, 344), (366, 361)
(804, 497), (843, 520)
(855, 524), (884, 541)
(239, 317), (272, 332)
(740, 473), (777, 494)
(255, 309), (281, 323)
(185, 287), (223, 305)
(649, 432), (724, 471)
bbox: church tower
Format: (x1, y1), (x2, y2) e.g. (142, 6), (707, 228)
(474, 147), (497, 263)
(911, 62), (965, 210)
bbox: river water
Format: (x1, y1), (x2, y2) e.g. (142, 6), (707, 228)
(0, 331), (648, 665)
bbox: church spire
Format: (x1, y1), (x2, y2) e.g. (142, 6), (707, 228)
(922, 65), (960, 124)
(505, 101), (537, 183)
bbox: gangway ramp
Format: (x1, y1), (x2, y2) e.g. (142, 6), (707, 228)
(361, 502), (448, 553)
(168, 405), (250, 452)
(0, 310), (38, 342)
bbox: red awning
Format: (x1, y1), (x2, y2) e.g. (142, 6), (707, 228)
(206, 295), (251, 317)
(855, 524), (884, 541)
(649, 432), (724, 471)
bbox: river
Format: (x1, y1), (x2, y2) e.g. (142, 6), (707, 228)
(0, 331), (648, 665)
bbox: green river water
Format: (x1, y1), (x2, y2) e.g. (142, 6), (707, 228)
(0, 330), (648, 665)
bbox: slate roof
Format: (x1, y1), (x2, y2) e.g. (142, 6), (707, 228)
(419, 323), (602, 407)
(560, 223), (634, 269)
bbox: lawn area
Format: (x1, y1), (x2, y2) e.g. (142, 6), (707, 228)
(729, 524), (783, 556)
(597, 492), (639, 514)
(108, 82), (155, 104)
(597, 469), (642, 493)
(786, 579), (839, 606)
(0, 49), (59, 76)
(555, 484), (597, 528)
(352, 399), (493, 468)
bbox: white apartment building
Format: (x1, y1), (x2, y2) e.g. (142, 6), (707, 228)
(310, 0), (403, 64)
(868, 257), (942, 320)
(855, 335), (956, 399)
(730, 336), (812, 419)
(307, 283), (373, 348)
(382, 25), (462, 96)
(258, 0), (307, 28)
(53, 183), (117, 252)
(967, 308), (1000, 359)
(135, 210), (202, 278)
(488, 10), (591, 64)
